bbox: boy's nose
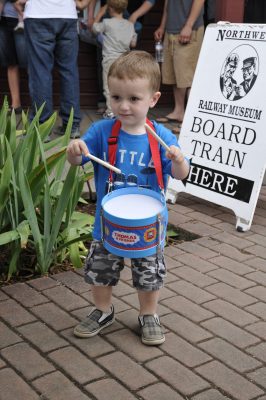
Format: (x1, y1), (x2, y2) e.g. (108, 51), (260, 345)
(119, 101), (129, 110)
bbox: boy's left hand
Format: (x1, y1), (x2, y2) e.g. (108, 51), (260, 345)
(166, 145), (185, 164)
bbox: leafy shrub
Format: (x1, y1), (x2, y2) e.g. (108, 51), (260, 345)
(0, 99), (94, 280)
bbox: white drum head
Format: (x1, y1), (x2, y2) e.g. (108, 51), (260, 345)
(103, 194), (164, 219)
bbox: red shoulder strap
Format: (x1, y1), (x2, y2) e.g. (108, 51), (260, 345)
(145, 118), (164, 190)
(108, 120), (121, 183)
(108, 118), (164, 190)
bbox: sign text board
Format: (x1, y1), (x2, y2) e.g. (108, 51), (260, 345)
(166, 23), (266, 231)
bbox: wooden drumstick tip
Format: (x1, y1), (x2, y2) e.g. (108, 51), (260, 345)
(144, 123), (171, 152)
(84, 152), (121, 174)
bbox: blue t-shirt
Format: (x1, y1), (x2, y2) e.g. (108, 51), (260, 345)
(81, 119), (179, 240)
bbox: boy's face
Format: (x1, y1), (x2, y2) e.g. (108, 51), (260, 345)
(108, 77), (161, 132)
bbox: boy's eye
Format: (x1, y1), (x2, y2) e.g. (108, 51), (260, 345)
(130, 96), (139, 102)
(111, 95), (120, 101)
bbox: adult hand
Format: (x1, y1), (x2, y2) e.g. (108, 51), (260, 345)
(179, 24), (192, 44)
(154, 26), (164, 41)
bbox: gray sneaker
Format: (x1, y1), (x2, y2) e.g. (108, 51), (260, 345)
(55, 125), (80, 138)
(74, 305), (115, 338)
(138, 314), (165, 345)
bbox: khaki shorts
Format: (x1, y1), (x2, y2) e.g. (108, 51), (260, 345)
(162, 26), (204, 88)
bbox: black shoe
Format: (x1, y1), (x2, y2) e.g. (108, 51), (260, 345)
(8, 106), (23, 115)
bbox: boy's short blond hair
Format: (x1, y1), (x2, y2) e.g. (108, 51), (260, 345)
(108, 50), (161, 92)
(107, 0), (128, 14)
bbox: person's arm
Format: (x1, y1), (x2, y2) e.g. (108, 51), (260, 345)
(128, 0), (155, 25)
(154, 0), (167, 41)
(130, 32), (138, 48)
(10, 0), (26, 14)
(94, 3), (107, 23)
(86, 0), (96, 29)
(179, 0), (205, 44)
(166, 146), (190, 180)
(76, 0), (94, 11)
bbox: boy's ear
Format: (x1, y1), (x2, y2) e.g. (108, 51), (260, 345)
(150, 91), (161, 108)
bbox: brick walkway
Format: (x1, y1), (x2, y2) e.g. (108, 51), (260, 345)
(1, 185), (266, 400)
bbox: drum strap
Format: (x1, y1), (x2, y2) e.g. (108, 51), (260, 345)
(108, 118), (164, 191)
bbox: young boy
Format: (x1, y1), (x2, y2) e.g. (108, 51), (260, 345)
(92, 0), (137, 119)
(67, 50), (189, 346)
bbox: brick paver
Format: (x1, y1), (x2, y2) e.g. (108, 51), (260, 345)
(1, 182), (266, 400)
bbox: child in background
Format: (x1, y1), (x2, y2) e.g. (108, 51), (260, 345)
(92, 0), (137, 119)
(67, 50), (189, 346)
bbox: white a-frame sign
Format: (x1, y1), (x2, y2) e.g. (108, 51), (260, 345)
(166, 23), (266, 232)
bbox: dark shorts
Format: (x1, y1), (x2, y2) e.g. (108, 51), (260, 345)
(0, 17), (27, 67)
(84, 240), (166, 291)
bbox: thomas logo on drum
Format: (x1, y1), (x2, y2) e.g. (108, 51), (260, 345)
(112, 230), (140, 245)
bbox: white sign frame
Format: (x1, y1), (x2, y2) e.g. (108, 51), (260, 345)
(166, 23), (266, 232)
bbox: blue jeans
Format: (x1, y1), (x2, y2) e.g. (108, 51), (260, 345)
(24, 18), (81, 128)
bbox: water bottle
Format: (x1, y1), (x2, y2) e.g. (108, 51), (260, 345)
(155, 40), (164, 63)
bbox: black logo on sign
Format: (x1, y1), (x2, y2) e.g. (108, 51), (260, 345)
(220, 45), (259, 101)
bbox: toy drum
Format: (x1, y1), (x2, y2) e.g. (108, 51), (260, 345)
(101, 187), (168, 258)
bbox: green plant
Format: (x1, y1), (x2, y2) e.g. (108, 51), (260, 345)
(0, 99), (94, 280)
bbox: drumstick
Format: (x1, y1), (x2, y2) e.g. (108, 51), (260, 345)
(85, 152), (121, 174)
(144, 123), (171, 152)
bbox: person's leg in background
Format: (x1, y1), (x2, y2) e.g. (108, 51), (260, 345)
(159, 28), (204, 133)
(7, 65), (21, 111)
(12, 25), (27, 113)
(55, 18), (81, 137)
(0, 16), (22, 112)
(24, 18), (55, 123)
(159, 32), (184, 124)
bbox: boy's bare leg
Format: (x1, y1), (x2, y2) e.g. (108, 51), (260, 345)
(138, 289), (165, 345)
(91, 285), (113, 312)
(7, 65), (21, 109)
(137, 289), (160, 315)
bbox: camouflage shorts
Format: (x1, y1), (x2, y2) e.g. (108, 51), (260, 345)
(84, 240), (166, 291)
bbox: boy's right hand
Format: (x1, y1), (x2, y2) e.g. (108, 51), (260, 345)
(66, 139), (90, 165)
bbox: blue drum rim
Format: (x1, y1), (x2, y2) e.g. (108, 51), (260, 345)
(101, 187), (166, 227)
